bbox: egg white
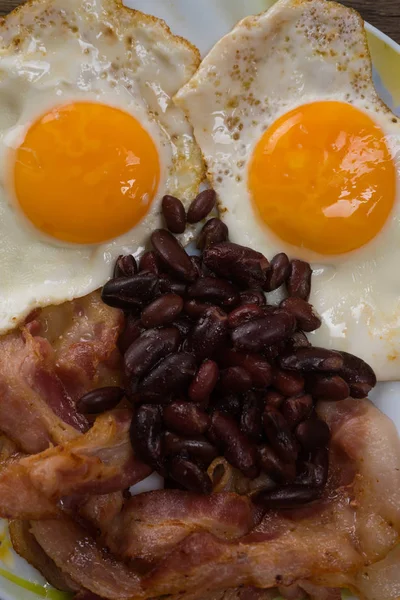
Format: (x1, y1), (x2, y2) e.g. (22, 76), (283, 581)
(176, 0), (400, 380)
(0, 0), (204, 333)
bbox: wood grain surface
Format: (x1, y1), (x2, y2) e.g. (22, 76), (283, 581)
(0, 0), (399, 44)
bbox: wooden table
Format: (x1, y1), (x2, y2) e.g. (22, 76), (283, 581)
(0, 0), (398, 44)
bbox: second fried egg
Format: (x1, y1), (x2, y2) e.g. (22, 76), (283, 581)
(176, 0), (400, 380)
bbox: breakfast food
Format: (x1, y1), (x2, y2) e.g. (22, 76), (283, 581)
(0, 0), (203, 334)
(176, 0), (400, 381)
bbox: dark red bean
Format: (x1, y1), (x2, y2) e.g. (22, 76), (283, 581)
(297, 447), (329, 488)
(209, 411), (259, 479)
(231, 312), (296, 353)
(263, 253), (290, 292)
(203, 242), (270, 288)
(263, 406), (298, 462)
(190, 256), (203, 278)
(223, 350), (272, 388)
(212, 394), (242, 418)
(130, 404), (165, 474)
(189, 360), (219, 404)
(295, 419), (330, 451)
(338, 351), (377, 398)
(189, 306), (228, 361)
(280, 297), (321, 333)
(187, 190), (216, 224)
(254, 485), (323, 509)
(141, 294), (183, 329)
(117, 315), (144, 354)
(163, 432), (219, 466)
(279, 347), (344, 372)
(197, 218), (228, 250)
(263, 341), (286, 362)
(139, 352), (197, 402)
(306, 374), (350, 401)
(184, 299), (214, 319)
(124, 328), (181, 379)
(172, 315), (192, 338)
(159, 273), (187, 296)
(151, 229), (197, 282)
(286, 331), (312, 351)
(101, 273), (159, 309)
(163, 401), (210, 436)
(187, 277), (239, 309)
(114, 255), (137, 278)
(139, 251), (161, 275)
(281, 395), (313, 428)
(240, 392), (264, 442)
(258, 445), (296, 484)
(162, 195), (186, 234)
(273, 368), (305, 397)
(239, 290), (266, 306)
(265, 390), (285, 409)
(77, 386), (125, 414)
(219, 367), (252, 394)
(228, 304), (265, 329)
(169, 456), (212, 494)
(287, 260), (312, 301)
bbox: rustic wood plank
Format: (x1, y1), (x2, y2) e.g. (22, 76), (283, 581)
(0, 0), (399, 45)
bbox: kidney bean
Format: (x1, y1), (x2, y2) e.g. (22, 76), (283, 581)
(139, 251), (161, 275)
(212, 394), (242, 418)
(306, 374), (350, 401)
(231, 312), (296, 353)
(263, 253), (290, 292)
(189, 360), (219, 404)
(338, 351), (377, 398)
(258, 445), (296, 484)
(263, 341), (286, 362)
(187, 190), (216, 224)
(263, 406), (298, 462)
(295, 419), (330, 451)
(281, 395), (313, 429)
(197, 218), (229, 250)
(228, 304), (265, 329)
(187, 277), (239, 309)
(219, 367), (252, 394)
(223, 349), (272, 388)
(189, 306), (228, 361)
(310, 447), (329, 488)
(239, 290), (266, 306)
(159, 273), (187, 296)
(240, 392), (264, 442)
(279, 347), (344, 372)
(254, 485), (323, 509)
(265, 390), (285, 409)
(114, 254), (137, 278)
(273, 368), (305, 397)
(151, 229), (197, 282)
(280, 297), (321, 332)
(209, 411), (259, 479)
(130, 404), (165, 474)
(172, 315), (193, 338)
(77, 386), (125, 414)
(117, 315), (144, 354)
(203, 242), (270, 288)
(286, 331), (311, 351)
(163, 401), (210, 436)
(124, 327), (181, 379)
(184, 299), (213, 319)
(169, 456), (212, 494)
(163, 432), (219, 465)
(162, 195), (186, 234)
(190, 256), (203, 278)
(101, 273), (159, 309)
(141, 294), (183, 329)
(286, 260), (312, 301)
(139, 352), (197, 402)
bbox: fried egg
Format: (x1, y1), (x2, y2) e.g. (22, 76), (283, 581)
(176, 0), (400, 381)
(0, 0), (204, 332)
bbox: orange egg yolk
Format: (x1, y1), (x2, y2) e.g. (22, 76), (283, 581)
(249, 101), (396, 255)
(14, 102), (160, 244)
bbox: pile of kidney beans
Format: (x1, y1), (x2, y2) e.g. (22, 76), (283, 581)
(77, 190), (377, 509)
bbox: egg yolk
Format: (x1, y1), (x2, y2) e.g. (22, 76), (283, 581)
(249, 101), (396, 255)
(14, 102), (160, 244)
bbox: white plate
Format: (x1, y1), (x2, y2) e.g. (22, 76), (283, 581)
(0, 1), (399, 599)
